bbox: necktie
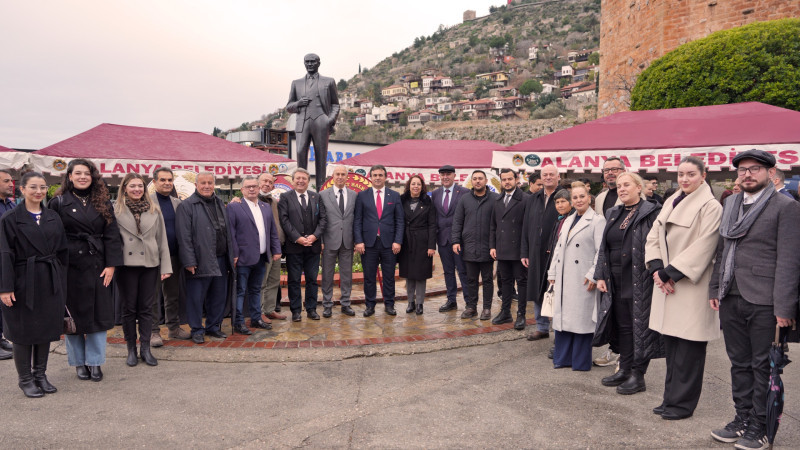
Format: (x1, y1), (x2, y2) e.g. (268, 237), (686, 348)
(376, 190), (383, 219)
(504, 193), (511, 207)
(443, 189), (450, 214)
(338, 189), (344, 214)
(300, 193), (307, 210)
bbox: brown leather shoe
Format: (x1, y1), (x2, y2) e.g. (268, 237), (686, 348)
(460, 307), (477, 319)
(150, 332), (164, 347)
(479, 309), (492, 320)
(168, 327), (191, 340)
(526, 331), (550, 341)
(266, 311), (287, 320)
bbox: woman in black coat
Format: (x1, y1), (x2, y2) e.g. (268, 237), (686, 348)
(0, 172), (69, 397)
(49, 159), (123, 382)
(595, 172), (663, 395)
(398, 175), (436, 315)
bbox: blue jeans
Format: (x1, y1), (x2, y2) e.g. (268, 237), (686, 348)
(66, 331), (107, 366)
(286, 252), (320, 313)
(235, 254), (267, 326)
(438, 242), (467, 304)
(362, 239), (397, 309)
(185, 255), (229, 336)
(533, 301), (551, 333)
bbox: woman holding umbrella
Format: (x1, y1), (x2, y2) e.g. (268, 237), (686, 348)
(645, 156), (722, 420)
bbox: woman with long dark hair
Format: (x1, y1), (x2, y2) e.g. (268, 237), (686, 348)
(0, 172), (69, 397)
(49, 159), (123, 382)
(398, 175), (436, 315)
(114, 173), (172, 367)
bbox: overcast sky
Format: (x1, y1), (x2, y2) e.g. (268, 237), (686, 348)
(1, 0), (501, 150)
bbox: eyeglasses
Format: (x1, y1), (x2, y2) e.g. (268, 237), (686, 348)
(243, 185), (259, 190)
(602, 167), (624, 174)
(736, 165), (765, 176)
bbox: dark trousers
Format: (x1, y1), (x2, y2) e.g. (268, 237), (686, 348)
(155, 253), (183, 332)
(235, 254), (267, 326)
(720, 294), (776, 425)
(497, 259), (527, 315)
(362, 239), (397, 309)
(612, 296), (650, 374)
(439, 242), (467, 304)
(464, 260), (494, 310)
(185, 256), (228, 336)
(662, 334), (707, 416)
(553, 330), (593, 371)
(286, 252), (320, 313)
(296, 114), (330, 190)
(117, 266), (160, 345)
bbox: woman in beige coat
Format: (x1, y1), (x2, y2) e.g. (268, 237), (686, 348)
(114, 173), (172, 368)
(645, 156), (722, 420)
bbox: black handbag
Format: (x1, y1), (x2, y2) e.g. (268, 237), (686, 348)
(63, 306), (76, 335)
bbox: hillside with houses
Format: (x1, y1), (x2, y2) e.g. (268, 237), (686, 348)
(225, 0), (601, 146)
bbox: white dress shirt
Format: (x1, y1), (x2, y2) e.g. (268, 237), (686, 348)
(372, 188), (384, 210)
(743, 187), (767, 205)
(335, 187), (347, 211)
(244, 198), (267, 254)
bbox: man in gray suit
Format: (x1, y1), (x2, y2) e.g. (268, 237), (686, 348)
(286, 53), (340, 190)
(709, 149), (800, 448)
(320, 166), (356, 318)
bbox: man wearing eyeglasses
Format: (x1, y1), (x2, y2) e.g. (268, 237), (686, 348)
(594, 157), (625, 216)
(709, 149), (800, 449)
(227, 175), (282, 334)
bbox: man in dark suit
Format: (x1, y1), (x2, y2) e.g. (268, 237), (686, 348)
(0, 169), (15, 360)
(521, 164), (564, 341)
(490, 169), (528, 330)
(286, 53), (340, 190)
(430, 165), (469, 312)
(772, 169), (794, 199)
(709, 150), (800, 448)
(278, 168), (327, 322)
(354, 165), (404, 317)
(320, 165), (357, 318)
(228, 175), (282, 334)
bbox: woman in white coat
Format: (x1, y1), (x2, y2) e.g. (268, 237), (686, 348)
(547, 183), (606, 371)
(645, 156), (722, 420)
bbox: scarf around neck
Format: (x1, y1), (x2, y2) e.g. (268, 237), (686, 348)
(126, 197), (150, 235)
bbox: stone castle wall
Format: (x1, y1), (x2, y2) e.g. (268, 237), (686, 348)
(598, 0), (800, 117)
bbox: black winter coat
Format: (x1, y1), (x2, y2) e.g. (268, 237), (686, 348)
(398, 194), (437, 280)
(49, 192), (124, 334)
(0, 203), (69, 344)
(520, 186), (565, 303)
(593, 200), (665, 361)
(451, 190), (500, 262)
(175, 193), (235, 277)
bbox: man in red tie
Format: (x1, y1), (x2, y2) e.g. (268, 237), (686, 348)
(354, 165), (405, 317)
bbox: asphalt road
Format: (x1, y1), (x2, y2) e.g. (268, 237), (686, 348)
(1, 337), (799, 449)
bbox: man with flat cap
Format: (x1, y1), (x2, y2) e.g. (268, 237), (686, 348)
(709, 149), (800, 449)
(431, 165), (469, 312)
(286, 53), (340, 190)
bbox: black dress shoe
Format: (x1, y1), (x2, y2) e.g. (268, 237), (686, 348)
(514, 315), (526, 330)
(652, 404), (665, 415)
(460, 307), (477, 319)
(307, 310), (320, 320)
(0, 337), (12, 351)
(206, 330), (227, 339)
(601, 370), (630, 387)
(526, 331), (549, 341)
(385, 306), (397, 316)
(191, 333), (205, 344)
(89, 365), (103, 382)
(233, 324), (252, 335)
(323, 307), (332, 318)
(76, 365), (90, 380)
(363, 307), (375, 317)
(274, 303), (282, 312)
(0, 347), (11, 360)
(439, 302), (457, 312)
(661, 410), (692, 420)
(616, 373), (646, 395)
(292, 312), (302, 322)
(251, 320), (272, 330)
(416, 304), (423, 315)
(406, 302), (416, 314)
(547, 346), (554, 359)
(341, 306), (355, 316)
(491, 310), (512, 325)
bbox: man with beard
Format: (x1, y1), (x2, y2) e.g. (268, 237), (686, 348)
(521, 165), (563, 341)
(594, 157), (625, 216)
(709, 150), (800, 449)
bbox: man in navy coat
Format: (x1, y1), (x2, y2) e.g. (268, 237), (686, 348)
(430, 165), (469, 312)
(227, 175), (282, 334)
(354, 165), (404, 317)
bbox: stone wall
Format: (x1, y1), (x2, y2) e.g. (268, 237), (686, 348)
(598, 0), (800, 117)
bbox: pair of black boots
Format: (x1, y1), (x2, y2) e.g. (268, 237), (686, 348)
(14, 343), (57, 398)
(126, 342), (158, 367)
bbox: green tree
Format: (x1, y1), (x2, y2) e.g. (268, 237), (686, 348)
(337, 79), (348, 91)
(238, 123), (249, 131)
(212, 126), (222, 137)
(488, 35), (506, 49)
(588, 52), (600, 65)
(631, 18), (800, 111)
(399, 111), (409, 127)
(468, 34), (479, 47)
(519, 79), (543, 96)
(474, 79), (491, 99)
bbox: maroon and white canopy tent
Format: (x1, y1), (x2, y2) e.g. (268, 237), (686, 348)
(30, 123), (296, 182)
(0, 145), (30, 172)
(328, 139), (505, 185)
(493, 102), (800, 174)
